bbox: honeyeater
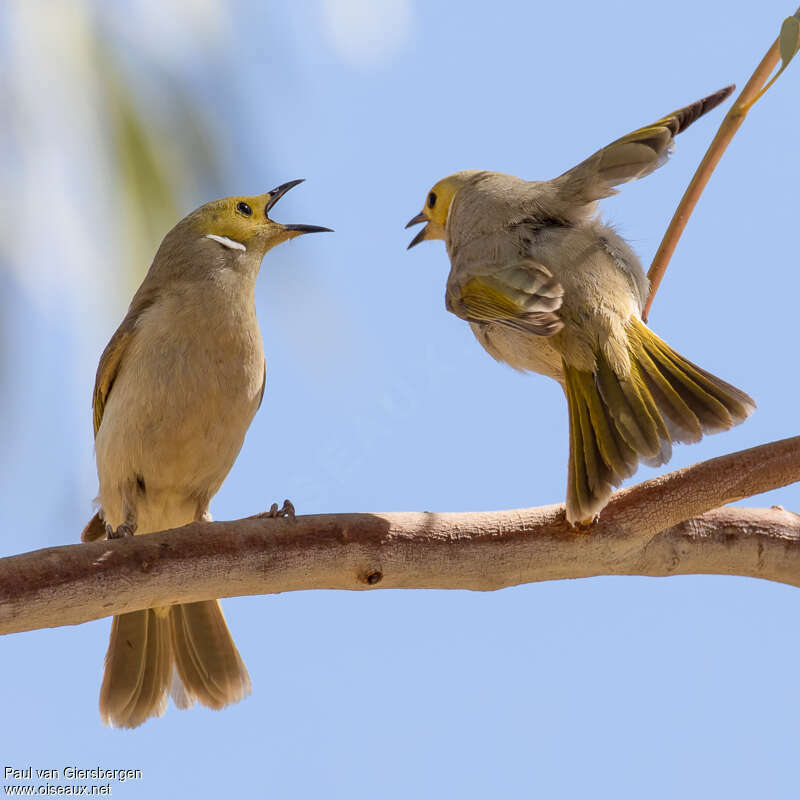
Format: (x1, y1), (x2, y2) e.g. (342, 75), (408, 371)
(81, 180), (331, 728)
(406, 86), (754, 525)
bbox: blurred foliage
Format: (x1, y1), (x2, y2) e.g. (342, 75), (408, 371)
(98, 40), (182, 277)
(0, 0), (226, 293)
(94, 33), (223, 292)
(0, 0), (230, 378)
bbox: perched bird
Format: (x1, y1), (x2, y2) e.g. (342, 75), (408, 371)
(81, 180), (331, 728)
(407, 86), (754, 525)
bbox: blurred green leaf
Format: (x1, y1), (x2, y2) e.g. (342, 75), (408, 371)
(93, 35), (222, 295)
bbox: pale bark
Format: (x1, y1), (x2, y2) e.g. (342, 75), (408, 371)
(2, 436), (799, 636)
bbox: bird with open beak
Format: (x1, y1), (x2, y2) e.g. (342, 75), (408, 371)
(82, 179), (331, 728)
(406, 87), (754, 525)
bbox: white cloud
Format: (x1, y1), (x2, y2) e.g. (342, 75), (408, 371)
(320, 0), (412, 68)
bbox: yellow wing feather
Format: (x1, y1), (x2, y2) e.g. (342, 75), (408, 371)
(460, 277), (528, 321)
(456, 268), (564, 336)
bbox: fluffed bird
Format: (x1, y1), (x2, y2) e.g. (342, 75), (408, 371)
(406, 86), (754, 525)
(81, 180), (332, 728)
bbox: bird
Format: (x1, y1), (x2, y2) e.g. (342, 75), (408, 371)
(80, 179), (332, 728)
(406, 86), (754, 525)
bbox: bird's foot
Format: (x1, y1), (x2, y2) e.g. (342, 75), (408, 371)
(565, 511), (599, 531)
(572, 515), (598, 531)
(262, 499), (296, 521)
(106, 521), (137, 539)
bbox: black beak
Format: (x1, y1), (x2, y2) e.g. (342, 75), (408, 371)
(406, 211), (429, 248)
(405, 211), (427, 229)
(265, 179), (334, 234)
(283, 223), (334, 234)
(265, 179), (305, 214)
(407, 225), (430, 249)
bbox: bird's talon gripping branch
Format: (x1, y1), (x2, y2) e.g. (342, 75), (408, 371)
(107, 522), (136, 539)
(264, 499), (296, 521)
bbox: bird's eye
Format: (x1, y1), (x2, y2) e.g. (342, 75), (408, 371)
(236, 201), (253, 217)
(427, 192), (437, 209)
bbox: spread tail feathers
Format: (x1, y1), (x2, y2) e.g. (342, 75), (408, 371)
(99, 609), (172, 729)
(99, 601), (250, 728)
(170, 600), (251, 711)
(563, 317), (754, 524)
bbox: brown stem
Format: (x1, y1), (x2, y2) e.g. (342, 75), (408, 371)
(643, 38), (781, 321)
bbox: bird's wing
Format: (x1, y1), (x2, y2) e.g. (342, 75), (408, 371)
(552, 86), (733, 205)
(256, 360), (267, 411)
(92, 321), (135, 437)
(92, 291), (157, 436)
(451, 260), (564, 336)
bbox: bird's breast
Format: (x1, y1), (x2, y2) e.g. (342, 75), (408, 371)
(94, 282), (265, 519)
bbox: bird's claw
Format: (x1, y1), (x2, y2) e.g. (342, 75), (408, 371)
(107, 521), (136, 539)
(265, 499), (296, 521)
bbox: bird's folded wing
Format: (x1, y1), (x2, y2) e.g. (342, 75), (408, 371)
(93, 290), (158, 436)
(93, 324), (135, 437)
(455, 261), (564, 336)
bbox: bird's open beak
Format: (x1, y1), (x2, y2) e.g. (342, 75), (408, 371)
(266, 179), (304, 213)
(405, 211), (429, 249)
(282, 223), (334, 234)
(405, 212), (427, 229)
(265, 179), (334, 234)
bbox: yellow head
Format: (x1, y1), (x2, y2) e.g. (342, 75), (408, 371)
(406, 171), (483, 249)
(185, 179), (332, 259)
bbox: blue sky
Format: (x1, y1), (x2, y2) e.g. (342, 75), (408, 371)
(2, 1), (800, 797)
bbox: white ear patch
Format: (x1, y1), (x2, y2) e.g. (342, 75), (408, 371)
(205, 234), (246, 252)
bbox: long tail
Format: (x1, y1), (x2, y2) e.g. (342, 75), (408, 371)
(99, 609), (171, 728)
(562, 317), (754, 524)
(170, 601), (251, 711)
(99, 601), (250, 728)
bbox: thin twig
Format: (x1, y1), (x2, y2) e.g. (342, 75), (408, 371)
(643, 38), (781, 321)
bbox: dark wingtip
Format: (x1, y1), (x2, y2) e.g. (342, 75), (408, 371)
(673, 85), (736, 134)
(702, 84), (736, 113)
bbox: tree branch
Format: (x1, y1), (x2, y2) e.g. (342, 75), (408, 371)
(2, 435), (799, 636)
